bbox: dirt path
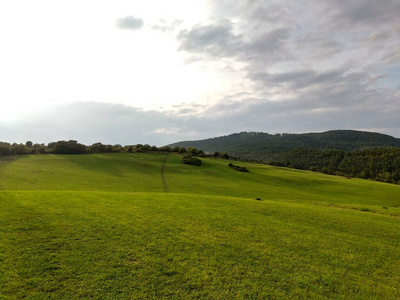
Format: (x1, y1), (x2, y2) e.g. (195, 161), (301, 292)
(161, 154), (169, 192)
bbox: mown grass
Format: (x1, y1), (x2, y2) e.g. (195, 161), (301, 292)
(0, 153), (400, 299)
(0, 153), (166, 192)
(165, 154), (400, 215)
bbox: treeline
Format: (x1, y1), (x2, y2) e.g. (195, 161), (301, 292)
(0, 140), (223, 161)
(267, 148), (400, 184)
(169, 130), (400, 154)
(0, 140), (190, 156)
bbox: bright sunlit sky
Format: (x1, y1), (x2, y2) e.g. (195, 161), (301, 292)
(1, 0), (399, 145)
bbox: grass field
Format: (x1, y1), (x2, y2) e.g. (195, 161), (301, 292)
(1, 153), (400, 299)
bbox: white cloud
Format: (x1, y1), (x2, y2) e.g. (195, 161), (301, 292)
(116, 16), (144, 30)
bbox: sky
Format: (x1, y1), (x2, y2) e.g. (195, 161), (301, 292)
(0, 0), (399, 146)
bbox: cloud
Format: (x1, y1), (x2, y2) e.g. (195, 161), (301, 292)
(177, 19), (291, 64)
(178, 19), (242, 58)
(116, 16), (144, 30)
(179, 1), (400, 68)
(249, 69), (344, 90)
(171, 0), (400, 138)
(151, 19), (183, 32)
(382, 47), (400, 64)
(327, 0), (400, 27)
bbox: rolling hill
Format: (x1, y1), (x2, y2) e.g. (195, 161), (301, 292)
(168, 129), (400, 155)
(1, 153), (400, 299)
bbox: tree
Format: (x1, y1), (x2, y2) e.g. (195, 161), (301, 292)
(11, 143), (27, 155)
(187, 147), (199, 155)
(52, 140), (87, 154)
(139, 144), (151, 152)
(159, 146), (172, 152)
(47, 142), (56, 150)
(178, 147), (187, 154)
(90, 142), (106, 153)
(0, 143), (11, 156)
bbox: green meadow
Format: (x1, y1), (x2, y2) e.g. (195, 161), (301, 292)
(1, 153), (399, 299)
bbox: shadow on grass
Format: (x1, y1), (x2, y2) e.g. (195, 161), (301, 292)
(0, 155), (24, 165)
(61, 154), (128, 178)
(61, 153), (168, 178)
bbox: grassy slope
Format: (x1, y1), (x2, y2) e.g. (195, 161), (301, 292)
(0, 153), (166, 192)
(166, 154), (400, 211)
(1, 153), (400, 299)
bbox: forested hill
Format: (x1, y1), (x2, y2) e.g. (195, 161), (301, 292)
(168, 130), (400, 155)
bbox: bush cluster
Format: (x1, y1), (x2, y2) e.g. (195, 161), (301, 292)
(182, 154), (202, 166)
(228, 163), (249, 172)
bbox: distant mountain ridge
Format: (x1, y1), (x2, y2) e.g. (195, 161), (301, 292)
(168, 130), (400, 157)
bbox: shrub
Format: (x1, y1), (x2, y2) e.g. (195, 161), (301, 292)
(182, 154), (202, 166)
(228, 163), (249, 172)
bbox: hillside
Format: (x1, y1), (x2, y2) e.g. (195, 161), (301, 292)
(168, 130), (400, 182)
(1, 153), (400, 299)
(168, 130), (400, 155)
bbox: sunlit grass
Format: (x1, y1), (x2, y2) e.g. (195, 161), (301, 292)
(0, 153), (399, 299)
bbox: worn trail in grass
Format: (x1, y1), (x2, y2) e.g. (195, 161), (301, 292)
(161, 154), (169, 193)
